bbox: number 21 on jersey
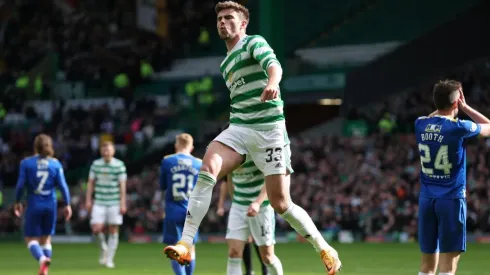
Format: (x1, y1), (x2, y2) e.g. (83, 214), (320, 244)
(172, 173), (194, 200)
(418, 144), (452, 175)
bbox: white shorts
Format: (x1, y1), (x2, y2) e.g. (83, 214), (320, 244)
(225, 204), (276, 247)
(90, 204), (123, 225)
(214, 123), (293, 176)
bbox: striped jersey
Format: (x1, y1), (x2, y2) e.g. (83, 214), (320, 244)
(89, 158), (127, 206)
(220, 35), (284, 129)
(231, 156), (269, 208)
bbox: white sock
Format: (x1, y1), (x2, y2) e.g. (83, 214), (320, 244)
(439, 273), (453, 275)
(181, 171), (216, 245)
(107, 233), (119, 263)
(97, 232), (108, 250)
(265, 256), (283, 275)
(227, 258), (243, 275)
(280, 203), (330, 252)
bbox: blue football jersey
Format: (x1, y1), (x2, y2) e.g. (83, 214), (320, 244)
(16, 155), (71, 205)
(415, 116), (481, 199)
(160, 153), (202, 215)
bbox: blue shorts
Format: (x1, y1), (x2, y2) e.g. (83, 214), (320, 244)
(418, 197), (466, 253)
(163, 217), (199, 245)
(24, 205), (57, 237)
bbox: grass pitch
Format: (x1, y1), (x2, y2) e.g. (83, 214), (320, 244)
(0, 242), (488, 274)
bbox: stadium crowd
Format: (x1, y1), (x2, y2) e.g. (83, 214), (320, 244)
(2, 61), (490, 240)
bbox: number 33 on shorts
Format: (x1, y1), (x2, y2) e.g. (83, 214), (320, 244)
(265, 147), (282, 163)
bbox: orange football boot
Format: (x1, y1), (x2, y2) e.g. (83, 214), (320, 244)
(320, 248), (342, 274)
(164, 241), (192, 266)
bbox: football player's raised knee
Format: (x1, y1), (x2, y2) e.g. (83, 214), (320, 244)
(200, 162), (217, 176)
(266, 175), (290, 214)
(270, 196), (289, 214)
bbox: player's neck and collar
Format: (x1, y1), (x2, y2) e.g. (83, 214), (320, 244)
(175, 150), (192, 155)
(103, 157), (113, 164)
(225, 33), (247, 53)
(433, 109), (458, 121)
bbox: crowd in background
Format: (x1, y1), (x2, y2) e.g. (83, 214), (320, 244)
(0, 97), (165, 189)
(1, 0), (490, 240)
(2, 61), (490, 239)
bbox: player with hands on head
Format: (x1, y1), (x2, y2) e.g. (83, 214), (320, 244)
(415, 80), (490, 275)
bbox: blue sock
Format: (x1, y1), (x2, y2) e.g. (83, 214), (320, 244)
(171, 260), (185, 275)
(185, 259), (196, 275)
(41, 244), (52, 258)
(28, 241), (45, 263)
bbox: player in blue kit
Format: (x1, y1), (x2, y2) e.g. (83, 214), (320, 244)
(415, 80), (490, 275)
(14, 134), (72, 275)
(160, 133), (202, 275)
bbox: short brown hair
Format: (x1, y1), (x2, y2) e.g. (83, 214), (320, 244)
(176, 133), (194, 148)
(215, 1), (249, 20)
(433, 80), (461, 110)
(34, 134), (54, 157)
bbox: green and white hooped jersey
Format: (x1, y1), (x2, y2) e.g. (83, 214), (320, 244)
(89, 158), (127, 206)
(220, 35), (285, 130)
(231, 157), (269, 208)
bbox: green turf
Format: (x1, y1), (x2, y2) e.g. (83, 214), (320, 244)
(0, 242), (488, 274)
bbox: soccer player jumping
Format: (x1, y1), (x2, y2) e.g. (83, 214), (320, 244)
(164, 2), (341, 274)
(415, 80), (490, 275)
(15, 134), (72, 275)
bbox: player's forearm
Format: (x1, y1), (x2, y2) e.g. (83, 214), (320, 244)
(253, 185), (268, 205)
(226, 174), (234, 198)
(218, 182), (227, 208)
(15, 182), (24, 203)
(59, 182), (71, 205)
(462, 105), (490, 124)
(266, 65), (282, 88)
(120, 181), (127, 207)
(15, 166), (25, 202)
(85, 179), (94, 202)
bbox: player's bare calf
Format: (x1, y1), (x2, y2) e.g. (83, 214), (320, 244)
(265, 174), (342, 274)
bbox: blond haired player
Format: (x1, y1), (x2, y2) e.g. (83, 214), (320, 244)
(164, 2), (342, 274)
(86, 141), (127, 268)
